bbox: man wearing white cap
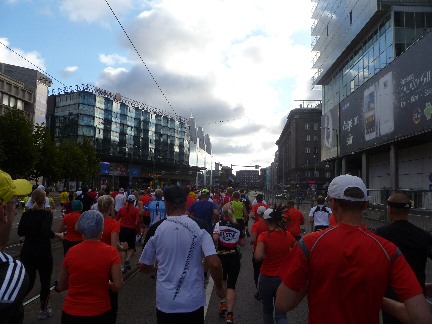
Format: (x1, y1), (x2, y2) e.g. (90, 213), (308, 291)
(275, 174), (432, 324)
(0, 170), (32, 324)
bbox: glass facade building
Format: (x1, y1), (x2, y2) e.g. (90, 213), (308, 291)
(48, 88), (190, 167)
(312, 0), (432, 114)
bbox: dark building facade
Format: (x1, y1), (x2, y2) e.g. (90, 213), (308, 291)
(236, 170), (260, 189)
(276, 106), (333, 192)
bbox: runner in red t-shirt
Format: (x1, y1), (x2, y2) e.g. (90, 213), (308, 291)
(57, 200), (84, 256)
(283, 200), (304, 240)
(96, 195), (127, 323)
(254, 206), (295, 323)
(57, 211), (122, 322)
(275, 175), (431, 323)
(138, 190), (153, 241)
(223, 187), (234, 205)
(250, 205), (268, 300)
(116, 195), (141, 273)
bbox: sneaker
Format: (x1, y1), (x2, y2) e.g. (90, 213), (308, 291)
(219, 302), (227, 317)
(226, 313), (234, 324)
(38, 308), (53, 320)
(254, 291), (262, 301)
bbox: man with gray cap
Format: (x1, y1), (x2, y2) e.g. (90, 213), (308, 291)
(275, 174), (432, 324)
(139, 185), (225, 324)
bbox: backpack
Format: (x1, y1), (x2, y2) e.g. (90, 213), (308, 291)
(312, 205), (330, 218)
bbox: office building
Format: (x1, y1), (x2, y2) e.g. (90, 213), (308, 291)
(313, 1), (432, 197)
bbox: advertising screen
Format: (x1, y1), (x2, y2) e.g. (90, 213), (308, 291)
(339, 32), (432, 155)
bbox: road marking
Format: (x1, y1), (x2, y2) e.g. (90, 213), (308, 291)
(204, 277), (214, 318)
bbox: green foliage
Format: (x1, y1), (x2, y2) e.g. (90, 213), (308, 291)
(0, 109), (100, 183)
(0, 109), (37, 178)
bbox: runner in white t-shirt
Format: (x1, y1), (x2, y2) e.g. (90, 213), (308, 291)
(139, 186), (226, 323)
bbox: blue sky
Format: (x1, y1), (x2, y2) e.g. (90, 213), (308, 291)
(1, 0), (321, 170)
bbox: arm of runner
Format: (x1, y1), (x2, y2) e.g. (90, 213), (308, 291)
(275, 282), (307, 313)
(206, 254), (226, 299)
(57, 267), (69, 292)
(250, 232), (258, 245)
(212, 208), (219, 224)
(109, 263), (123, 292)
(382, 294), (432, 324)
(238, 237), (246, 247)
(254, 241), (264, 262)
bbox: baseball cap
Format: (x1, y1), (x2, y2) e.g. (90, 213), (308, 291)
(263, 208), (274, 220)
(127, 194), (137, 202)
(37, 185), (45, 191)
(119, 188), (125, 193)
(71, 200), (83, 211)
(0, 170), (32, 205)
(327, 174), (368, 202)
(257, 206), (267, 215)
(201, 188), (210, 195)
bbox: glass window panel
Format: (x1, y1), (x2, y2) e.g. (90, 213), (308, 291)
(17, 99), (23, 110)
(380, 51), (387, 69)
(394, 12), (404, 28)
(2, 94), (8, 106)
(405, 12), (415, 28)
(426, 13), (432, 28)
(415, 12), (424, 29)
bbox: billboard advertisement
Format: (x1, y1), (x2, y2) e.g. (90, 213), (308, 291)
(339, 33), (432, 155)
(321, 103), (339, 160)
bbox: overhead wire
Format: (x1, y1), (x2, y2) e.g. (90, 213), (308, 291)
(104, 0), (177, 117)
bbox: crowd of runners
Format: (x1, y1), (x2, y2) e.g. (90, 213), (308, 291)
(1, 169), (432, 323)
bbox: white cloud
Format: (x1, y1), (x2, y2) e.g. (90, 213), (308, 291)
(0, 37), (46, 71)
(101, 67), (128, 79)
(99, 54), (130, 66)
(59, 0), (134, 24)
(104, 1), (318, 167)
(64, 66), (78, 72)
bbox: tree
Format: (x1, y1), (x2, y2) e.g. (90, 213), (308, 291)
(32, 124), (62, 182)
(0, 109), (37, 178)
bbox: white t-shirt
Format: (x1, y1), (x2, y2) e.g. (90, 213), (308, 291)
(309, 204), (332, 227)
(140, 215), (216, 313)
(114, 193), (126, 212)
(252, 199), (267, 206)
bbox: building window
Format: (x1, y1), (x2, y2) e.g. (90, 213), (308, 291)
(349, 10), (353, 26)
(306, 135), (311, 141)
(314, 147), (318, 154)
(314, 123), (319, 130)
(314, 135), (318, 142)
(305, 123), (310, 130)
(305, 147), (311, 153)
(325, 171), (331, 178)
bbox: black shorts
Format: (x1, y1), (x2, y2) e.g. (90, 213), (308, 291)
(156, 306), (204, 324)
(119, 227), (136, 251)
(218, 253), (241, 289)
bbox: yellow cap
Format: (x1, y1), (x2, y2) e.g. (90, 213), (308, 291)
(0, 170), (32, 205)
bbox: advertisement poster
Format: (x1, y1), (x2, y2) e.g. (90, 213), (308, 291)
(100, 162), (110, 175)
(110, 163), (128, 176)
(339, 32), (432, 155)
(321, 103), (339, 160)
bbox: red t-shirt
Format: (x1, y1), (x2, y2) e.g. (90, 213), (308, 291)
(185, 195), (197, 211)
(251, 202), (270, 222)
(223, 194), (232, 205)
(139, 195), (153, 217)
(115, 205), (140, 229)
(279, 224), (423, 324)
(88, 191), (97, 203)
(63, 212), (83, 242)
(251, 219), (268, 251)
(110, 191), (119, 199)
(283, 208), (304, 238)
(101, 217), (120, 245)
(62, 240), (121, 316)
(257, 229), (295, 276)
(329, 214), (337, 226)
